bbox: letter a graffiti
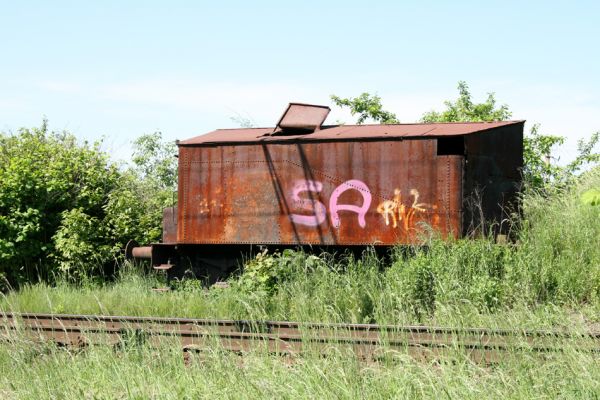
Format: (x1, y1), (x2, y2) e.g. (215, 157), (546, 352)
(329, 180), (372, 228)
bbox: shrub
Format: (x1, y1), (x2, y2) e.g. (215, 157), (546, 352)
(0, 123), (176, 286)
(234, 249), (326, 295)
(0, 122), (121, 284)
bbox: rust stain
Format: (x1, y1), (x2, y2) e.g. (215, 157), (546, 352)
(177, 140), (462, 245)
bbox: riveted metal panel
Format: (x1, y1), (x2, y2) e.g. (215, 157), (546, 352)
(162, 207), (177, 243)
(177, 139), (462, 245)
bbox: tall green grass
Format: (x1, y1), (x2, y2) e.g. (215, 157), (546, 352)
(1, 331), (599, 399)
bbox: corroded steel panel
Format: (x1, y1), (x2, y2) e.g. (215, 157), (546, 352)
(177, 140), (463, 245)
(162, 207), (177, 243)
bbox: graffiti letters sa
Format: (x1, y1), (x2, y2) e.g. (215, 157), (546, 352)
(290, 179), (372, 229)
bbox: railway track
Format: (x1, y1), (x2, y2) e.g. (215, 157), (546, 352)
(2, 313), (599, 364)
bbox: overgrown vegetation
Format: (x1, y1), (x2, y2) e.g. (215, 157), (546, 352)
(0, 123), (175, 286)
(2, 330), (600, 399)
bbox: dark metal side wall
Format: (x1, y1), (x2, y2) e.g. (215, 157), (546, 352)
(462, 124), (524, 236)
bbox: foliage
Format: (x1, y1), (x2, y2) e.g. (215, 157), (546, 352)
(421, 81), (512, 123)
(0, 123), (177, 286)
(581, 188), (600, 206)
(132, 132), (177, 191)
(110, 132), (178, 246)
(330, 93), (399, 124)
(524, 126), (599, 188)
(103, 170), (170, 247)
(521, 124), (566, 188)
(564, 132), (600, 179)
(235, 249), (326, 295)
(0, 122), (120, 283)
(51, 208), (113, 276)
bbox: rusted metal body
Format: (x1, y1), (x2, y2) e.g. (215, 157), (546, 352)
(175, 120), (523, 246)
(177, 141), (463, 245)
(126, 103), (524, 279)
(3, 313), (598, 365)
(162, 207), (177, 243)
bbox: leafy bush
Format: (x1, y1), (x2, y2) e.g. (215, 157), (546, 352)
(52, 208), (113, 276)
(107, 131), (177, 246)
(0, 123), (176, 286)
(234, 249), (326, 295)
(0, 122), (119, 283)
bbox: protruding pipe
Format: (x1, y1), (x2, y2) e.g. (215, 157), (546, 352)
(125, 240), (152, 260)
(132, 246), (152, 259)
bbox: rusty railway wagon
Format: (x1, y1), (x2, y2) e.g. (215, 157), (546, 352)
(127, 103), (524, 281)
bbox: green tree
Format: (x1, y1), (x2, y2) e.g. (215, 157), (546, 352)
(563, 132), (600, 180)
(521, 125), (565, 188)
(111, 132), (179, 246)
(421, 81), (599, 187)
(330, 93), (399, 124)
(132, 132), (178, 191)
(421, 81), (512, 123)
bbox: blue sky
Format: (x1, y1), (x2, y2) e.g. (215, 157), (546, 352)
(1, 0), (598, 163)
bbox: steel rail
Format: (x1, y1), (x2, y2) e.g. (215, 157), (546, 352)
(2, 313), (599, 364)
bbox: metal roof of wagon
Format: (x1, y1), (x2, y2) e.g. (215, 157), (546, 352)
(178, 120), (525, 146)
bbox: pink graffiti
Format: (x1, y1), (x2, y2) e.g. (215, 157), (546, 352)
(289, 180), (327, 227)
(329, 179), (372, 229)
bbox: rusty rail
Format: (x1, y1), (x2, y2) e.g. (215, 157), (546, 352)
(1, 313), (599, 364)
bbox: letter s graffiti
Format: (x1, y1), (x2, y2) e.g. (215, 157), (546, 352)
(289, 180), (327, 227)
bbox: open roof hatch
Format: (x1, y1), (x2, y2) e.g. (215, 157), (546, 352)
(271, 103), (331, 135)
